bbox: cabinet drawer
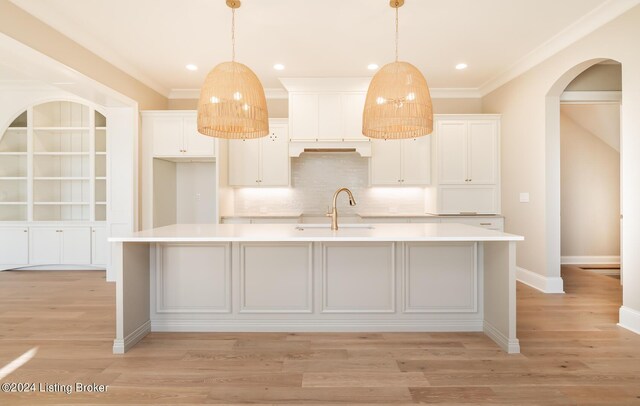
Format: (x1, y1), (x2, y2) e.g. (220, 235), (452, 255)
(440, 217), (504, 231)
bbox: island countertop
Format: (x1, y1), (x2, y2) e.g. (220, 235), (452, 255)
(109, 223), (524, 243)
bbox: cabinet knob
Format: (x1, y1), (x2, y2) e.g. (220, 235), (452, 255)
(23, 229), (27, 233)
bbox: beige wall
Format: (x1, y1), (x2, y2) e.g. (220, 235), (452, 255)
(565, 63), (622, 91)
(0, 0), (166, 110)
(560, 111), (620, 257)
(482, 5), (640, 314)
(169, 97), (482, 115)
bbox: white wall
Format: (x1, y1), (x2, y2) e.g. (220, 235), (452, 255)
(482, 5), (640, 330)
(560, 109), (620, 258)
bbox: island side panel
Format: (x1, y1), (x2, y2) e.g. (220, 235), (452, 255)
(482, 241), (520, 353)
(113, 241), (151, 354)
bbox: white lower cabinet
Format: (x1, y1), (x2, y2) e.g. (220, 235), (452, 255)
(92, 226), (108, 265)
(0, 227), (29, 266)
(27, 226), (96, 266)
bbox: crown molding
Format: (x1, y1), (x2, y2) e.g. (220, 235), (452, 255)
(168, 87), (289, 100)
(479, 0), (640, 97)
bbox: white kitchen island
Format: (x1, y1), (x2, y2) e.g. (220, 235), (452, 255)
(109, 223), (523, 354)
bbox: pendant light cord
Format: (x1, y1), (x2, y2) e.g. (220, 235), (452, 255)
(231, 7), (236, 62)
(395, 5), (399, 62)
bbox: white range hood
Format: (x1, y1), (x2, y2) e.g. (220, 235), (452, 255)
(280, 78), (373, 157)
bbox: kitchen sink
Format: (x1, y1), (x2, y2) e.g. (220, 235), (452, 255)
(295, 224), (375, 231)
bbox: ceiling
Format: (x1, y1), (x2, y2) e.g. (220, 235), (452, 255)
(8, 0), (633, 97)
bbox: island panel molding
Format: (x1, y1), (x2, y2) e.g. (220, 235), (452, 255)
(321, 242), (396, 313)
(238, 242), (313, 313)
(155, 243), (231, 314)
(403, 242), (477, 313)
(111, 223), (523, 354)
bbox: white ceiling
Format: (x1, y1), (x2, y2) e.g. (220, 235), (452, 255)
(8, 0), (637, 97)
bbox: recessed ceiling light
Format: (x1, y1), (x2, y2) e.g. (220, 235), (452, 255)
(273, 63), (285, 71)
(367, 63), (379, 70)
(185, 64), (198, 71)
(455, 63), (468, 70)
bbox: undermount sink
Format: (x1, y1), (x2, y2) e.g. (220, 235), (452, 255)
(295, 224), (375, 231)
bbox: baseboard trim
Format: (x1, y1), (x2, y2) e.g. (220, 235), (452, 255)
(618, 306), (640, 335)
(113, 320), (151, 354)
(483, 320), (520, 354)
(151, 319), (484, 332)
(561, 256), (620, 265)
(516, 267), (564, 294)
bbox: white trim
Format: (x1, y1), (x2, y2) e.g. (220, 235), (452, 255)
(151, 319), (483, 332)
(483, 320), (520, 354)
(561, 255), (620, 265)
(479, 0), (640, 96)
(168, 87), (482, 100)
(516, 266), (565, 293)
(560, 91), (622, 103)
(618, 306), (640, 335)
(0, 265), (105, 271)
(429, 88), (482, 99)
(112, 320), (150, 354)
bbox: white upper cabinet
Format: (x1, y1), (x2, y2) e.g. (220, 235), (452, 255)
(228, 120), (289, 187)
(289, 91), (368, 142)
(290, 94), (319, 141)
(370, 136), (431, 186)
(148, 112), (215, 158)
(343, 93), (367, 141)
(438, 119), (498, 185)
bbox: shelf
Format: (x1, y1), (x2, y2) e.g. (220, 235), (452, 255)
(0, 202), (27, 205)
(96, 177), (107, 180)
(33, 152), (90, 156)
(95, 152), (107, 155)
(96, 202), (107, 205)
(0, 152), (28, 156)
(0, 177), (27, 180)
(34, 202), (90, 205)
(95, 127), (107, 130)
(5, 127), (27, 131)
(34, 177), (90, 181)
(33, 127), (91, 131)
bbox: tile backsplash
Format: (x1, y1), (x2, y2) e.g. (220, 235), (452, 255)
(234, 153), (426, 215)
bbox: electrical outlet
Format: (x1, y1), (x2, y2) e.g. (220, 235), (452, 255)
(519, 193), (530, 203)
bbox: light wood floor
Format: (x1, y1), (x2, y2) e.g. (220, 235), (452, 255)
(0, 266), (639, 405)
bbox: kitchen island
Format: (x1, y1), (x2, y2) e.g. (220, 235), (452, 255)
(109, 223), (523, 354)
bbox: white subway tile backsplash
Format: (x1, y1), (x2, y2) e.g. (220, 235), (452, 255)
(234, 153), (425, 215)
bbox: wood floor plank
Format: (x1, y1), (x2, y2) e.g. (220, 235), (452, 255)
(0, 266), (639, 404)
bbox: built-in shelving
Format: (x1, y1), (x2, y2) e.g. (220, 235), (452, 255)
(0, 101), (107, 222)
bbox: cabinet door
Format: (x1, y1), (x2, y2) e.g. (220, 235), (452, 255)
(0, 227), (29, 265)
(318, 94), (343, 141)
(228, 139), (261, 186)
(437, 121), (468, 184)
(290, 94), (319, 141)
(343, 93), (367, 141)
(61, 227), (91, 264)
(29, 227), (60, 264)
(370, 139), (402, 185)
(183, 116), (215, 157)
(91, 226), (108, 265)
(402, 136), (431, 185)
(151, 116), (184, 157)
(468, 121), (497, 184)
(260, 125), (290, 186)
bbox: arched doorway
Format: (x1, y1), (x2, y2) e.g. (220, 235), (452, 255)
(545, 57), (623, 310)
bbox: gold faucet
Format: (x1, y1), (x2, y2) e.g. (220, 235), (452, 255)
(326, 188), (357, 230)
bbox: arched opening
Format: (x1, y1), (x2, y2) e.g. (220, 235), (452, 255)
(545, 58), (623, 312)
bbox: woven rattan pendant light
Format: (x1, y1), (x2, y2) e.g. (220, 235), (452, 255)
(197, 0), (269, 139)
(363, 0), (433, 139)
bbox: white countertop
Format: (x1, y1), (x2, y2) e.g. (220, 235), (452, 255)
(109, 223), (523, 243)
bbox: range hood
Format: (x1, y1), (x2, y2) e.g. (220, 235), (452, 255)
(280, 78), (373, 158)
(289, 140), (371, 157)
